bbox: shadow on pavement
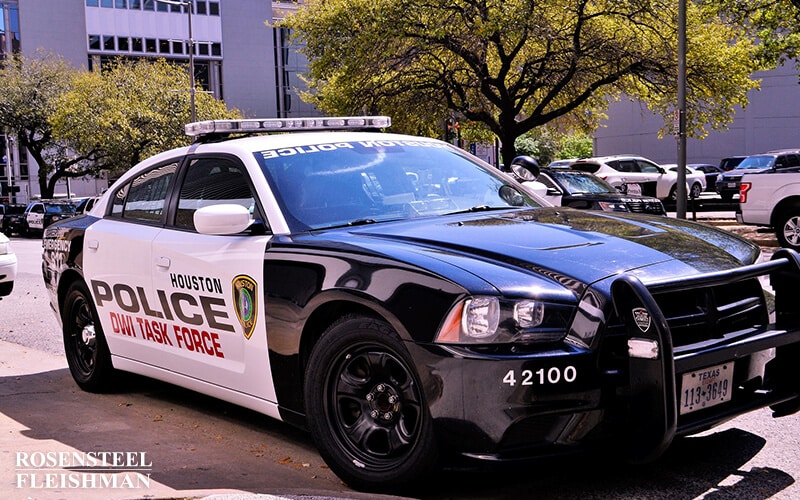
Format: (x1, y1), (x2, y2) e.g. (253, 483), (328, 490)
(1, 365), (795, 499)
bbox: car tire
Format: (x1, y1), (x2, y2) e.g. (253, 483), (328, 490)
(304, 315), (439, 492)
(0, 281), (12, 297)
(690, 183), (702, 199)
(62, 280), (116, 392)
(20, 221), (28, 238)
(776, 207), (800, 251)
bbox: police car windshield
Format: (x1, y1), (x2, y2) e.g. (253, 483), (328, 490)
(255, 138), (540, 230)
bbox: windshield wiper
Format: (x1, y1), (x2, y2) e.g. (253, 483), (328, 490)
(348, 218), (377, 226)
(445, 205), (512, 215)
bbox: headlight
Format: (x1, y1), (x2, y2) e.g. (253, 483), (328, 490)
(598, 201), (629, 212)
(0, 241), (9, 255)
(436, 295), (575, 344)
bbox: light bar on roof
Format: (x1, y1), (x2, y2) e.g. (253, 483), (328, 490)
(185, 116), (391, 137)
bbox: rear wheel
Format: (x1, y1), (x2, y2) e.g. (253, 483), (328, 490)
(776, 208), (800, 251)
(63, 280), (116, 392)
(690, 183), (702, 199)
(304, 315), (438, 491)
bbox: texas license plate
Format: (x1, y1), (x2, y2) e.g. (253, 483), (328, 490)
(679, 363), (733, 415)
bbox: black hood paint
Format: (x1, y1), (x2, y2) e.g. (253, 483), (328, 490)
(299, 208), (759, 291)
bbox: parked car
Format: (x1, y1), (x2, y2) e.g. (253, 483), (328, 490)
(1, 203), (27, 236)
(690, 163), (725, 192)
(715, 149), (800, 202)
(546, 158), (577, 168)
(662, 164), (706, 197)
(570, 155), (702, 201)
(520, 165), (666, 215)
(719, 155), (747, 171)
(21, 199), (77, 237)
(41, 116), (800, 492)
(0, 231), (17, 297)
(74, 196), (100, 215)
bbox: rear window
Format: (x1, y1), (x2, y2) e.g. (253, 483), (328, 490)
(570, 162), (601, 174)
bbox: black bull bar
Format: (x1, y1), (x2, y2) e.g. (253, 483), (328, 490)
(610, 248), (800, 463)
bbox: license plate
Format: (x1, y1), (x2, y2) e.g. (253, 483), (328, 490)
(727, 182), (736, 188)
(679, 363), (733, 415)
(626, 183), (642, 195)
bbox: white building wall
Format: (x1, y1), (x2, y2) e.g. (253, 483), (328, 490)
(594, 62), (800, 166)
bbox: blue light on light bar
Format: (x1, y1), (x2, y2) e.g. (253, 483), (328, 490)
(185, 116), (391, 137)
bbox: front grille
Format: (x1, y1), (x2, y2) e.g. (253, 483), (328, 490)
(625, 200), (665, 215)
(650, 278), (768, 348)
(604, 277), (769, 349)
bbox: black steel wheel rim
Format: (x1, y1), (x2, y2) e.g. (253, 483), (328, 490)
(67, 294), (97, 377)
(324, 343), (424, 470)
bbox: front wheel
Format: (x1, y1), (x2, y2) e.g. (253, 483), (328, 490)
(776, 208), (800, 250)
(62, 280), (116, 392)
(304, 315), (438, 492)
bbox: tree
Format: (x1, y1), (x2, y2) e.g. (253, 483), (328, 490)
(0, 51), (85, 199)
(279, 0), (765, 168)
(51, 58), (240, 183)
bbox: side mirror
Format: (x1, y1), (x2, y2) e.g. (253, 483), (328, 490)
(509, 156), (540, 181)
(194, 204), (252, 235)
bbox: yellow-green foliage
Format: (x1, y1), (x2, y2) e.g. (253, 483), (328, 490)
(279, 0), (767, 166)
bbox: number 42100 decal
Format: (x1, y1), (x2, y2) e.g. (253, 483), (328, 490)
(503, 366), (577, 386)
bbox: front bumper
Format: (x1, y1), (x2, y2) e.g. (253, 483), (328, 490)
(414, 249), (800, 463)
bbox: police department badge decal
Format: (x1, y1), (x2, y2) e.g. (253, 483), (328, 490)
(233, 275), (257, 339)
(632, 307), (651, 333)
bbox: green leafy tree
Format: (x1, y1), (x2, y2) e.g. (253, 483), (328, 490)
(279, 0), (764, 168)
(0, 51), (84, 199)
(51, 58), (240, 182)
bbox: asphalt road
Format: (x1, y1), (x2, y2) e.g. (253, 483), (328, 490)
(2, 223), (800, 500)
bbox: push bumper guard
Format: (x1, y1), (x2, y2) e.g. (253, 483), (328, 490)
(610, 248), (800, 464)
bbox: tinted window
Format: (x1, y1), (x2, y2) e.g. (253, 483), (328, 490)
(111, 161), (178, 222)
(175, 157), (257, 231)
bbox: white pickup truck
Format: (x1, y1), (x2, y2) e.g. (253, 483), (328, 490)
(737, 169), (800, 250)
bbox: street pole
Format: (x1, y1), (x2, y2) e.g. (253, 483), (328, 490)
(157, 0), (196, 122)
(676, 0), (687, 218)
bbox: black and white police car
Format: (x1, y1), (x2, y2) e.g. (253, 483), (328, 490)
(42, 117), (800, 492)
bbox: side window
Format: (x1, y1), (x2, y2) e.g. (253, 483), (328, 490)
(637, 160), (661, 173)
(32, 204), (44, 214)
(617, 160), (638, 173)
(110, 161), (178, 223)
(174, 157), (259, 231)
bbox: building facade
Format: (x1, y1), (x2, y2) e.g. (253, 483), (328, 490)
(593, 62), (800, 166)
(2, 0), (314, 203)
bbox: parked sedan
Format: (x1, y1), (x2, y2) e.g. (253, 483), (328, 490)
(522, 166), (666, 215)
(690, 163), (724, 192)
(0, 232), (17, 297)
(41, 116), (800, 493)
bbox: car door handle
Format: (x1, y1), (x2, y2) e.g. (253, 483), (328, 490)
(156, 256), (171, 269)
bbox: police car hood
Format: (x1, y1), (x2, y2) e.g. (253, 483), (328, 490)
(325, 208), (759, 287)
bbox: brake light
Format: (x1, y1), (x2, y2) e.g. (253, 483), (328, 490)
(739, 182), (751, 203)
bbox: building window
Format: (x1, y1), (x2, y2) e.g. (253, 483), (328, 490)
(115, 0), (127, 7)
(131, 37), (143, 52)
(130, 0), (141, 8)
(145, 38), (157, 53)
(159, 39), (170, 54)
(211, 42), (221, 57)
(208, 1), (219, 15)
(88, 35), (101, 50)
(103, 35), (115, 51)
(172, 40), (183, 54)
(86, 0), (99, 6)
(100, 0), (113, 7)
(118, 37), (130, 51)
(143, 0), (154, 10)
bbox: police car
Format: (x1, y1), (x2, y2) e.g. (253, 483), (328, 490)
(42, 117), (800, 492)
